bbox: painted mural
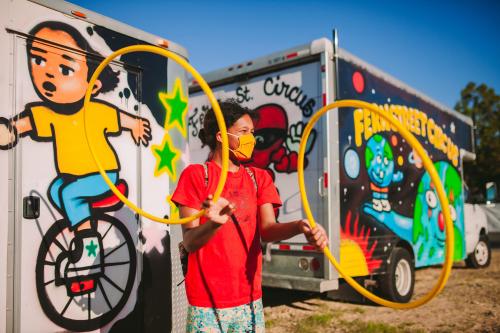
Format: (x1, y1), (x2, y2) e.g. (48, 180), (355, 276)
(0, 15), (186, 331)
(188, 61), (322, 224)
(337, 58), (472, 272)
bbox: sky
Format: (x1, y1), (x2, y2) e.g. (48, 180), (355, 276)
(69, 0), (499, 109)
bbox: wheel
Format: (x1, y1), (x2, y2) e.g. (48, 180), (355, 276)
(466, 235), (491, 268)
(36, 215), (137, 332)
(378, 247), (415, 303)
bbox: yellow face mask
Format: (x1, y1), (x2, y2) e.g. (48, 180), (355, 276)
(227, 132), (256, 161)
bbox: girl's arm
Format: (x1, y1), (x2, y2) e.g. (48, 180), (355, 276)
(119, 111), (152, 146)
(180, 195), (236, 253)
(258, 203), (328, 250)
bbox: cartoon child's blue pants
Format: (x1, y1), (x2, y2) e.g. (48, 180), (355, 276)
(49, 172), (118, 227)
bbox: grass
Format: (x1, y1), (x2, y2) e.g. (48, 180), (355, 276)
(265, 318), (277, 329)
(340, 319), (425, 333)
(294, 313), (335, 333)
(284, 309), (425, 333)
(267, 302), (424, 333)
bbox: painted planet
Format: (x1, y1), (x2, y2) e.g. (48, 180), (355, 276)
(352, 71), (365, 94)
(344, 148), (360, 179)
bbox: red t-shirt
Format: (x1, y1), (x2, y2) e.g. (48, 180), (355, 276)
(171, 161), (282, 308)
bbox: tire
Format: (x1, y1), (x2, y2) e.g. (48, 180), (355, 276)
(378, 247), (415, 303)
(36, 215), (137, 332)
(466, 235), (491, 268)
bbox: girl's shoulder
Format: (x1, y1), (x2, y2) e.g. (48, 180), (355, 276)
(179, 163), (206, 179)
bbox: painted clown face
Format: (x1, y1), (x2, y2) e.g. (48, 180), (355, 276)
(413, 161), (465, 264)
(365, 134), (395, 188)
(252, 104), (288, 169)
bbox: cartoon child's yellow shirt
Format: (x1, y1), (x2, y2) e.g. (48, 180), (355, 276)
(31, 102), (120, 176)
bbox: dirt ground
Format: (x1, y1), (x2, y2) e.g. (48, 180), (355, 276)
(262, 248), (500, 333)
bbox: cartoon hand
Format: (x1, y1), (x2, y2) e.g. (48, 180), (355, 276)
(131, 117), (152, 147)
(393, 171), (404, 183)
(299, 219), (329, 251)
(0, 117), (17, 150)
(286, 122), (316, 154)
(202, 194), (236, 225)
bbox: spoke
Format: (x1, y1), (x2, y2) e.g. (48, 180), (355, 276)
(60, 296), (73, 317)
(102, 223), (114, 241)
(44, 279), (55, 286)
(53, 238), (67, 253)
(88, 294), (91, 320)
(97, 280), (112, 311)
(102, 274), (124, 293)
(103, 261), (130, 268)
(104, 242), (127, 259)
(44, 261), (56, 266)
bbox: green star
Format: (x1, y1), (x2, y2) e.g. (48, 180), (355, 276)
(86, 240), (98, 257)
(151, 133), (181, 180)
(159, 78), (188, 137)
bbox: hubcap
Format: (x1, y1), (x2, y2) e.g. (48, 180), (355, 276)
(475, 241), (489, 266)
(395, 258), (412, 296)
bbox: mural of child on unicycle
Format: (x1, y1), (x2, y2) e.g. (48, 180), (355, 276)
(0, 21), (151, 289)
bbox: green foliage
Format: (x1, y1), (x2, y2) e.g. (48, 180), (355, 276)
(455, 82), (500, 197)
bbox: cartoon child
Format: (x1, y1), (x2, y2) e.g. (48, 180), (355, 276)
(0, 21), (151, 280)
(365, 134), (403, 212)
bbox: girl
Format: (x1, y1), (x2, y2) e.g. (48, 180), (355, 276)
(171, 100), (328, 332)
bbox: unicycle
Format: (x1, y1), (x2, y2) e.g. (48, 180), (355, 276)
(35, 180), (137, 332)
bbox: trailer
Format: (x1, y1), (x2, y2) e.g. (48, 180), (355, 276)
(188, 31), (491, 303)
(0, 0), (189, 332)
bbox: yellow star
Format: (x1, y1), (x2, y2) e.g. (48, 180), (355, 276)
(151, 133), (181, 180)
(159, 78), (189, 137)
(166, 195), (179, 220)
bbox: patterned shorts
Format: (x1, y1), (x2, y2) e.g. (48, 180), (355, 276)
(186, 299), (265, 333)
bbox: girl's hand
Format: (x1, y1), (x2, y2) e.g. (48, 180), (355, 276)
(299, 219), (329, 251)
(202, 194), (236, 226)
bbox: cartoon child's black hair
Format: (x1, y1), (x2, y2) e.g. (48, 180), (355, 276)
(199, 99), (258, 151)
(26, 21), (119, 93)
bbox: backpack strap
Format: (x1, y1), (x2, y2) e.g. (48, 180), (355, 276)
(244, 166), (258, 192)
(202, 163), (208, 187)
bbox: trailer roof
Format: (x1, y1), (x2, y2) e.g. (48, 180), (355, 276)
(337, 48), (472, 126)
(189, 36), (472, 126)
(30, 0), (189, 59)
(189, 38), (332, 91)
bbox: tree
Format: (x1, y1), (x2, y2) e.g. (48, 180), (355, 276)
(454, 82), (499, 201)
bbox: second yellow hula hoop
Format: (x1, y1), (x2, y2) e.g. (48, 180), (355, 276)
(298, 100), (454, 309)
(83, 45), (229, 224)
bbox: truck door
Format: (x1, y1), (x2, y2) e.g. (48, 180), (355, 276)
(11, 32), (141, 332)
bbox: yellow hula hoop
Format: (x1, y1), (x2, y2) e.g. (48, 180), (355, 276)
(298, 100), (454, 309)
(83, 45), (229, 224)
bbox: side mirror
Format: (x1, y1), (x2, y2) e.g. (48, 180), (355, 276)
(485, 182), (497, 204)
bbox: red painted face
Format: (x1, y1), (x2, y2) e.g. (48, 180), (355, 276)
(251, 104), (288, 169)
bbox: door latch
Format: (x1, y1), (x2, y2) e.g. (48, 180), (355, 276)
(23, 196), (40, 219)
